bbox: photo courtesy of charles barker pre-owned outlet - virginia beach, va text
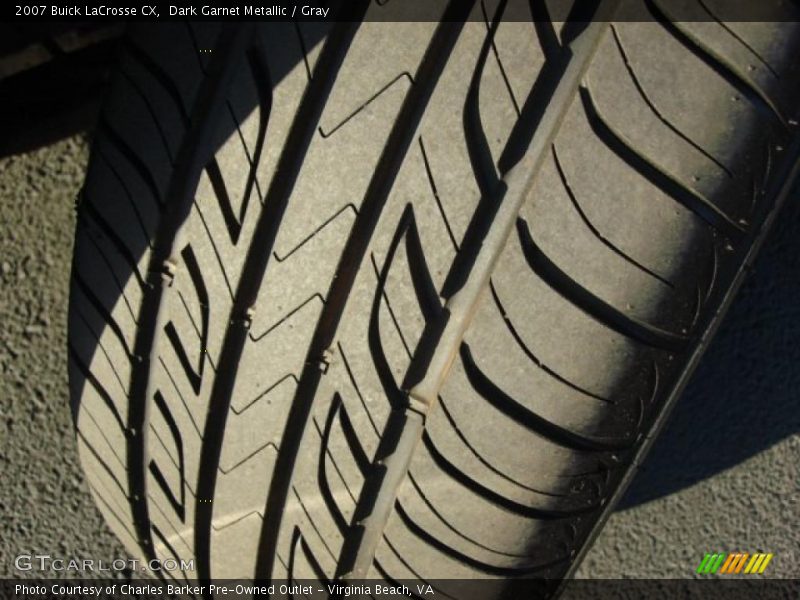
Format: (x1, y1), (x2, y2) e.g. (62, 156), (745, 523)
(1, 1), (799, 599)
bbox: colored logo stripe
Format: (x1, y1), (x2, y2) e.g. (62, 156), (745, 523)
(699, 553), (774, 575)
(745, 554), (762, 574)
(720, 553), (744, 574)
(719, 553), (736, 573)
(697, 553), (727, 574)
(744, 553), (774, 574)
(732, 553), (749, 574)
(696, 554), (711, 573)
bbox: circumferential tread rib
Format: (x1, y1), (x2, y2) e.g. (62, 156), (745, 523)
(251, 1), (475, 585)
(195, 14), (361, 588)
(127, 24), (256, 564)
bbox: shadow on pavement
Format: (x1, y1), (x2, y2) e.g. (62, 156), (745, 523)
(620, 186), (800, 508)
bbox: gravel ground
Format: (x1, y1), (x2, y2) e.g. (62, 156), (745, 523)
(0, 135), (797, 581)
(0, 137), (126, 576)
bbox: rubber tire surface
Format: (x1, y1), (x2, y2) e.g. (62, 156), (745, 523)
(68, 3), (800, 596)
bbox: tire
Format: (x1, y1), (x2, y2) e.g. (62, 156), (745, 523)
(68, 3), (800, 596)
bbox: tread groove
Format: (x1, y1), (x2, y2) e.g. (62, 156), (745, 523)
(149, 423), (197, 496)
(158, 357), (203, 438)
(436, 394), (567, 496)
(529, 0), (562, 63)
(218, 441), (277, 475)
(210, 509), (263, 532)
(646, 0), (787, 126)
(69, 345), (126, 430)
(609, 25), (734, 178)
(80, 223), (141, 321)
(393, 501), (570, 577)
(89, 153), (154, 248)
(370, 253), (413, 359)
(163, 245), (210, 396)
(313, 405), (350, 534)
(230, 372), (298, 416)
(97, 115), (165, 210)
(418, 137), (459, 250)
(119, 68), (178, 164)
(72, 306), (130, 398)
(72, 271), (134, 358)
(88, 482), (137, 540)
(78, 431), (129, 498)
(405, 469), (544, 558)
(319, 72), (414, 139)
(489, 281), (611, 402)
(81, 406), (126, 467)
(152, 524), (195, 585)
(190, 201), (236, 301)
(516, 217), (689, 350)
(551, 144), (675, 287)
(123, 38), (192, 121)
(273, 204), (358, 263)
(579, 84), (746, 241)
(697, 0), (780, 79)
(250, 294), (325, 342)
(148, 390), (187, 521)
(460, 343), (633, 452)
(420, 430), (598, 518)
(337, 342), (382, 437)
(292, 486), (338, 560)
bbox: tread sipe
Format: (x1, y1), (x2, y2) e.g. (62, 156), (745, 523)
(68, 2), (800, 597)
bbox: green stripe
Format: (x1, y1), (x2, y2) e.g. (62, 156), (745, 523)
(697, 554), (712, 573)
(710, 553), (727, 574)
(704, 554), (719, 573)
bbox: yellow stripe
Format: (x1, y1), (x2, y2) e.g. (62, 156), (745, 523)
(744, 554), (762, 574)
(758, 553), (774, 574)
(720, 553), (736, 574)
